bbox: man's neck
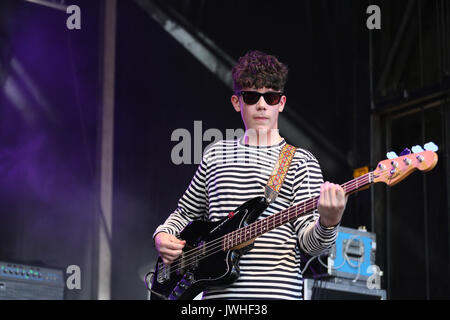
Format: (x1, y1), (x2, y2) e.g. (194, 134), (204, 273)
(242, 129), (283, 146)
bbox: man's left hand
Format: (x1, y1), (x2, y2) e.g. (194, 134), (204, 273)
(317, 181), (348, 228)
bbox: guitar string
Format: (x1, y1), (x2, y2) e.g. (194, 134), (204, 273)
(162, 172), (374, 275)
(159, 172), (375, 277)
(163, 191), (321, 273)
(161, 172), (374, 275)
(159, 155), (432, 280)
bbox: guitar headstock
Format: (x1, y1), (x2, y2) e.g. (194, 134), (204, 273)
(373, 142), (439, 186)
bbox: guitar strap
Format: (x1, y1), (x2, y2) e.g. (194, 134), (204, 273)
(264, 143), (297, 203)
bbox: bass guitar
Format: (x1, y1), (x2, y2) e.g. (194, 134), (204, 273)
(146, 144), (438, 300)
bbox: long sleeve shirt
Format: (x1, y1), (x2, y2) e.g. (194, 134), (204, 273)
(153, 138), (338, 299)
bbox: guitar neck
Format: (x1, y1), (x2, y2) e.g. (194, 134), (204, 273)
(223, 171), (374, 251)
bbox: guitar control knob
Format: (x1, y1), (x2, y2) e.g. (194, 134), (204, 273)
(186, 272), (194, 281)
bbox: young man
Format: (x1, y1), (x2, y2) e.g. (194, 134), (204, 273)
(153, 50), (347, 299)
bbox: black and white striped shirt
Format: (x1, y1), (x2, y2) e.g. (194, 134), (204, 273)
(154, 138), (338, 299)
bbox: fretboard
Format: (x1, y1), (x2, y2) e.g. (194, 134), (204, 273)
(222, 171), (374, 251)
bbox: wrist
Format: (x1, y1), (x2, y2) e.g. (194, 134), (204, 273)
(319, 217), (339, 229)
(153, 231), (167, 246)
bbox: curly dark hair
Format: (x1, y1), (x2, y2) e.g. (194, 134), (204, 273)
(232, 50), (288, 94)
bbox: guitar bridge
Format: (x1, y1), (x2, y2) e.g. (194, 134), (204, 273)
(156, 261), (171, 283)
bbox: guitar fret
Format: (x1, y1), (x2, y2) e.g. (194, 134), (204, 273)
(233, 231), (236, 249)
(224, 233), (227, 250)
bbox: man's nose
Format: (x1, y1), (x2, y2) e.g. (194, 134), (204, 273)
(255, 96), (268, 110)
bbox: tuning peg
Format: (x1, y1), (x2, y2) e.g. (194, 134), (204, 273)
(400, 148), (411, 156)
(386, 151), (398, 159)
(424, 142), (438, 152)
(411, 145), (424, 153)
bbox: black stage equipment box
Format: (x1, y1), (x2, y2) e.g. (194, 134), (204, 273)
(303, 277), (387, 300)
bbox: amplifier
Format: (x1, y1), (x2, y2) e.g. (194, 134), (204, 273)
(304, 277), (386, 300)
(0, 261), (65, 300)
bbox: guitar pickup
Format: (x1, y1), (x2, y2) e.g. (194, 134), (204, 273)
(178, 242), (205, 274)
(177, 253), (187, 275)
(198, 241), (206, 258)
(191, 241), (206, 269)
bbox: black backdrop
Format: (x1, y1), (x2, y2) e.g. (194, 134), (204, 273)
(0, 0), (448, 300)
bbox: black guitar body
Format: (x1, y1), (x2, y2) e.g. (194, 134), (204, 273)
(149, 196), (269, 300)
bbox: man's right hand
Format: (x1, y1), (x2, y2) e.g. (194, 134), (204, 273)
(154, 232), (186, 265)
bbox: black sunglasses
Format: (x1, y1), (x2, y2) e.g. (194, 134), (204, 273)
(238, 91), (284, 106)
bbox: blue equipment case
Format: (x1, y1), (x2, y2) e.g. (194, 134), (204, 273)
(327, 226), (377, 281)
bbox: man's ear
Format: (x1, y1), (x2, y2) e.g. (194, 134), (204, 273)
(231, 95), (241, 112)
(278, 95), (286, 113)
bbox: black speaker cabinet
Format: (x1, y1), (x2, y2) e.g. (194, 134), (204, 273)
(0, 261), (64, 300)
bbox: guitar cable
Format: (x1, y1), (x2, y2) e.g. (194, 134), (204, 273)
(303, 236), (363, 278)
(144, 271), (169, 300)
(343, 235), (364, 282)
(316, 235), (364, 282)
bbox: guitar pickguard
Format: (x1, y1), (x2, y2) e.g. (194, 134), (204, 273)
(150, 196), (269, 300)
